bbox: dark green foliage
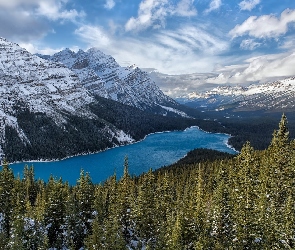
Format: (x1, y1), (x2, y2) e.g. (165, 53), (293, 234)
(3, 97), (206, 162)
(157, 148), (234, 173)
(0, 114), (294, 249)
(90, 96), (201, 141)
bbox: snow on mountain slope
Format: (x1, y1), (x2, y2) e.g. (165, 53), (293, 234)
(0, 37), (134, 160)
(47, 48), (178, 111)
(181, 77), (295, 112)
(0, 38), (95, 123)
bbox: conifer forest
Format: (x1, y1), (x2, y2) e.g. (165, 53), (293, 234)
(0, 114), (294, 249)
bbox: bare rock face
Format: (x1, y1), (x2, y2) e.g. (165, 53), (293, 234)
(48, 48), (177, 111)
(0, 38), (134, 161)
(180, 77), (295, 112)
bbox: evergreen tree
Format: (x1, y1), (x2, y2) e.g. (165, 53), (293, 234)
(0, 159), (15, 242)
(44, 177), (68, 248)
(232, 141), (259, 248)
(117, 156), (134, 245)
(74, 170), (94, 249)
(132, 169), (156, 247)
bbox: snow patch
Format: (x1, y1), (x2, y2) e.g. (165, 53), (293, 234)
(158, 105), (191, 118)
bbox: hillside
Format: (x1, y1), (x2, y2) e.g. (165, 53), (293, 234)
(43, 48), (191, 117)
(0, 37), (201, 162)
(0, 115), (293, 249)
(179, 77), (295, 112)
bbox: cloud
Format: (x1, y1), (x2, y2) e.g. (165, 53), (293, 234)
(175, 0), (197, 17)
(206, 52), (295, 84)
(240, 39), (261, 50)
(19, 42), (65, 55)
(280, 36), (295, 50)
(104, 0), (115, 10)
(0, 0), (84, 21)
(0, 9), (49, 42)
(125, 0), (171, 31)
(0, 0), (84, 43)
(229, 9), (295, 39)
(75, 25), (111, 47)
(75, 24), (228, 74)
(204, 0), (222, 14)
(239, 0), (260, 11)
(36, 0), (85, 21)
(125, 0), (197, 32)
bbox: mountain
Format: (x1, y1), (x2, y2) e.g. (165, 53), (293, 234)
(0, 37), (138, 161)
(178, 77), (295, 112)
(0, 38), (200, 162)
(44, 48), (184, 116)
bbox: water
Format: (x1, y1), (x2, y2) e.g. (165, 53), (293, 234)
(10, 127), (237, 185)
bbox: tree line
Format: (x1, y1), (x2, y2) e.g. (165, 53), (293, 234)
(0, 114), (294, 249)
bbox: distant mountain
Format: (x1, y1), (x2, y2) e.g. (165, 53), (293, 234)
(43, 48), (186, 116)
(178, 77), (295, 112)
(0, 38), (199, 162)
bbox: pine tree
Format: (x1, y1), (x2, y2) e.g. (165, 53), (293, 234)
(132, 169), (156, 247)
(44, 177), (68, 248)
(117, 156), (134, 245)
(74, 169), (94, 248)
(23, 165), (37, 206)
(210, 161), (233, 249)
(0, 159), (15, 243)
(231, 141), (259, 248)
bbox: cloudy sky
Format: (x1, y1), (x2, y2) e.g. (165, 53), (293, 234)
(1, 0), (295, 89)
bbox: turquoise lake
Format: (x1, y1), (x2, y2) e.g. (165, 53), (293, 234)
(10, 127), (237, 185)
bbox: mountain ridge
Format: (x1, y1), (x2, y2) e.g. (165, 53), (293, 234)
(43, 48), (180, 115)
(0, 37), (201, 162)
(178, 77), (295, 112)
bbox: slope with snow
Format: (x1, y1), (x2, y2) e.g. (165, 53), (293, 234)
(47, 48), (178, 112)
(180, 77), (295, 112)
(0, 37), (134, 161)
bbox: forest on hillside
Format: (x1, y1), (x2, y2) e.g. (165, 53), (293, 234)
(0, 114), (294, 249)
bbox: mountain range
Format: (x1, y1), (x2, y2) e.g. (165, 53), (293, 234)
(39, 48), (190, 117)
(177, 77), (295, 113)
(0, 37), (199, 162)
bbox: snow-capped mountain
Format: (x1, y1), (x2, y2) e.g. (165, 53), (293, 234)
(0, 37), (134, 161)
(0, 38), (199, 162)
(179, 77), (295, 112)
(46, 48), (178, 112)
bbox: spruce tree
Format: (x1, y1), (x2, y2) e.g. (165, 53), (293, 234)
(0, 159), (15, 242)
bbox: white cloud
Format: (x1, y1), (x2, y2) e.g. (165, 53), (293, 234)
(206, 52), (295, 84)
(125, 0), (197, 32)
(239, 0), (260, 11)
(75, 26), (111, 47)
(104, 0), (115, 10)
(204, 0), (222, 14)
(175, 0), (197, 17)
(75, 24), (228, 74)
(0, 0), (38, 8)
(125, 0), (171, 32)
(229, 9), (295, 39)
(36, 0), (85, 21)
(0, 0), (84, 22)
(240, 39), (261, 50)
(280, 36), (295, 50)
(19, 42), (64, 55)
(0, 0), (84, 42)
(0, 9), (48, 42)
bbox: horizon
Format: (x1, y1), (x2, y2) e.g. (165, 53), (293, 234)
(1, 0), (295, 94)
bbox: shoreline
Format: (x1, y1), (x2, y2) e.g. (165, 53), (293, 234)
(9, 126), (238, 165)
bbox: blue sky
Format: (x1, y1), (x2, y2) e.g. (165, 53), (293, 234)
(1, 0), (295, 87)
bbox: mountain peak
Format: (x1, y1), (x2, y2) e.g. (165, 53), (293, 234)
(0, 37), (136, 161)
(181, 76), (295, 112)
(47, 47), (177, 111)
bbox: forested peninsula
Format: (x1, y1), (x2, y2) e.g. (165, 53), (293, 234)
(0, 114), (294, 249)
